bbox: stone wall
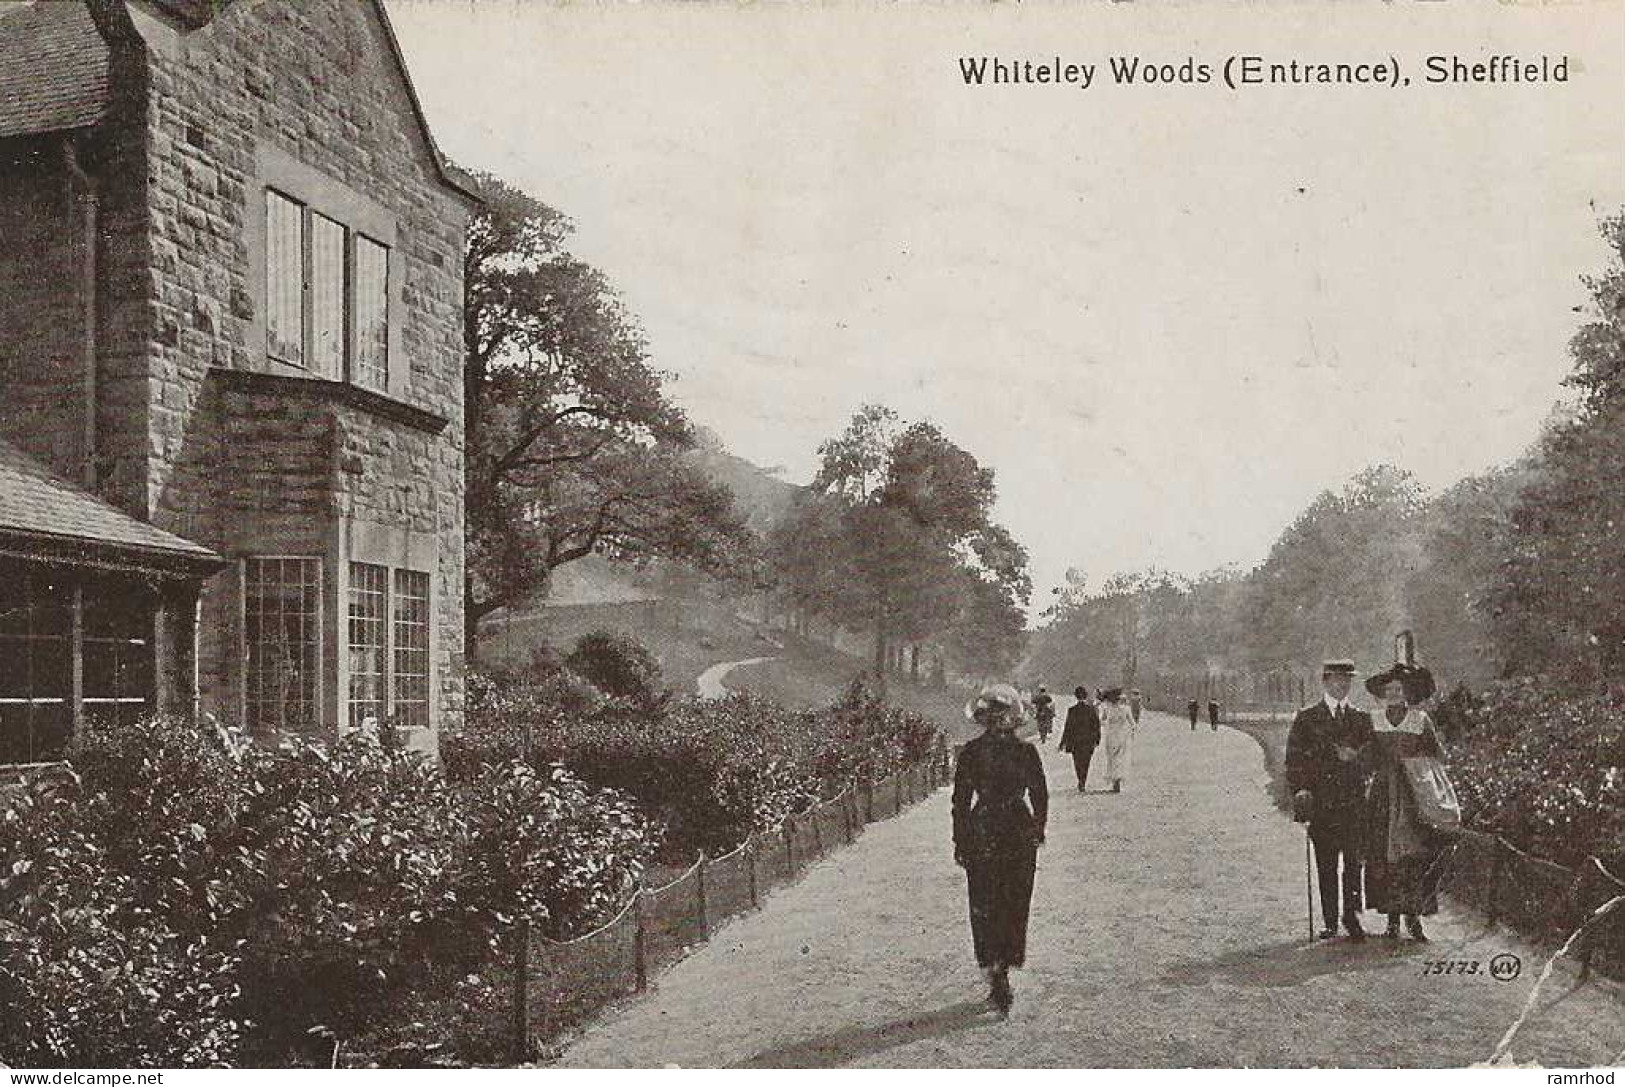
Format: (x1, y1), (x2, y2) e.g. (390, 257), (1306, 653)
(105, 0), (471, 740)
(0, 141), (91, 483)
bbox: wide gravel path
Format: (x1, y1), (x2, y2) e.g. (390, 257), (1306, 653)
(554, 712), (1625, 1067)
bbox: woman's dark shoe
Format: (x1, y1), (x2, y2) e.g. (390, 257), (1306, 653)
(1318, 927), (1338, 940)
(1405, 916), (1428, 942)
(1342, 912), (1367, 941)
(1112, 780), (1122, 793)
(1385, 915), (1401, 939)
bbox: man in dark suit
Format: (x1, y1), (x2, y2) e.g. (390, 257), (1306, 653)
(1187, 698), (1200, 730)
(1058, 685), (1102, 792)
(1286, 659), (1375, 939)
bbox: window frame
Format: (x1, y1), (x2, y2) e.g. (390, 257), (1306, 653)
(241, 555), (325, 735)
(346, 560), (389, 733)
(259, 185), (394, 391)
(339, 562), (432, 737)
(0, 567), (159, 766)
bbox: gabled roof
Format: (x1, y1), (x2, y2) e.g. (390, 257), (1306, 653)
(0, 1), (111, 141)
(0, 2), (477, 204)
(0, 438), (221, 572)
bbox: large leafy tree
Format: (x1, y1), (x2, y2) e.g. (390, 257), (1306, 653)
(1491, 214), (1625, 680)
(775, 405), (1030, 678)
(462, 170), (754, 655)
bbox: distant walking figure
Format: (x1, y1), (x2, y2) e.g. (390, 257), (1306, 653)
(1032, 685), (1056, 744)
(1098, 687), (1135, 793)
(1059, 685), (1101, 791)
(1207, 699), (1220, 731)
(1129, 688), (1144, 724)
(953, 683), (1048, 1016)
(1187, 699), (1200, 731)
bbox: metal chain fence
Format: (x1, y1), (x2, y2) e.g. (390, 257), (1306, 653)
(510, 733), (953, 1058)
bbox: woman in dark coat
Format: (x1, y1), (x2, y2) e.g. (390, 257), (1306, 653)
(1359, 662), (1449, 941)
(953, 683), (1048, 1015)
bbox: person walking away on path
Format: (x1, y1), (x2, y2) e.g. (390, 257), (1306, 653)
(1359, 662), (1449, 942)
(1099, 687), (1136, 793)
(953, 683), (1048, 1016)
(1207, 699), (1220, 731)
(1032, 685), (1056, 744)
(1129, 688), (1144, 724)
(1188, 698), (1200, 731)
(1059, 685), (1102, 791)
(1286, 659), (1375, 940)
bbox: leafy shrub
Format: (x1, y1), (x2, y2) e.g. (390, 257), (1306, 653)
(565, 630), (667, 706)
(0, 776), (244, 1068)
(0, 714), (655, 1068)
(1451, 678), (1625, 870)
(452, 668), (944, 862)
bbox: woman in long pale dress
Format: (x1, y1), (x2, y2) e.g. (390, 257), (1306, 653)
(1098, 687), (1135, 793)
(1359, 662), (1449, 942)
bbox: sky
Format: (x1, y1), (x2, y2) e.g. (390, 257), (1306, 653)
(387, 0), (1624, 606)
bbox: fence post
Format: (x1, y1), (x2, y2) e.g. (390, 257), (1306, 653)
(747, 835), (758, 908)
(895, 772), (904, 813)
(696, 852), (709, 937)
(633, 891), (649, 991)
(1486, 838), (1506, 925)
(784, 818), (796, 875)
(1572, 864), (1595, 981)
(811, 803), (824, 856)
(841, 787), (854, 843)
(864, 779), (874, 823)
(512, 917), (530, 1064)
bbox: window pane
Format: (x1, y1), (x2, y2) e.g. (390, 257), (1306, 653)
(266, 190), (305, 365)
(392, 569), (430, 730)
(353, 236), (389, 391)
(310, 213), (346, 379)
(245, 557), (321, 733)
(347, 562), (387, 732)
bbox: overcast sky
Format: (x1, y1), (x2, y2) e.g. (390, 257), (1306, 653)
(387, 0), (1623, 607)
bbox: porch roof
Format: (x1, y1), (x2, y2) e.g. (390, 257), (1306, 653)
(0, 2), (110, 141)
(0, 439), (222, 574)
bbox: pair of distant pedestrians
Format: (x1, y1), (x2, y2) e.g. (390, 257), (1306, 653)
(1058, 685), (1133, 793)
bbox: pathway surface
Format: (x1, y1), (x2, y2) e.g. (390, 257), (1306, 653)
(695, 656), (779, 699)
(554, 713), (1625, 1068)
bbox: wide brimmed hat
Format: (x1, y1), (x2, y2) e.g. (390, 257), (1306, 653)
(1100, 686), (1124, 703)
(1365, 662), (1436, 703)
(964, 682), (1027, 722)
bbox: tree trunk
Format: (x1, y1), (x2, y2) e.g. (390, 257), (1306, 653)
(910, 644), (920, 682)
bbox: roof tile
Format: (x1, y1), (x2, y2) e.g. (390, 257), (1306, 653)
(0, 1), (109, 141)
(0, 438), (218, 561)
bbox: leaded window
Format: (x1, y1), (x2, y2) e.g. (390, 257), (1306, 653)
(244, 557), (322, 733)
(391, 569), (430, 730)
(347, 562), (388, 732)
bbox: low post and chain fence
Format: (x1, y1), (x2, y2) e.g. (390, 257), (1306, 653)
(510, 732), (953, 1059)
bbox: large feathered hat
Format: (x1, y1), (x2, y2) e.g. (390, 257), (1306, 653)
(1364, 662), (1436, 703)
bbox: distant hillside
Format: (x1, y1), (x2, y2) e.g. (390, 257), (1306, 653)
(686, 426), (802, 532)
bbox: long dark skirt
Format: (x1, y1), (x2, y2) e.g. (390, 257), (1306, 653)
(965, 845), (1037, 969)
(1365, 767), (1444, 916)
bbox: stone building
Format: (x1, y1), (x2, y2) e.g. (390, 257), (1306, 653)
(0, 0), (476, 762)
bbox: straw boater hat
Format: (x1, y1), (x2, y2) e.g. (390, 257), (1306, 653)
(1365, 662), (1436, 703)
(1322, 659), (1357, 677)
(964, 682), (1027, 723)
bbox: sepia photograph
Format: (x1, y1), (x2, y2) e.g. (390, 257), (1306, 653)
(0, 0), (1622, 1073)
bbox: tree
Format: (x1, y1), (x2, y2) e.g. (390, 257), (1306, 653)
(773, 405), (1030, 679)
(1488, 214), (1625, 680)
(461, 169), (755, 656)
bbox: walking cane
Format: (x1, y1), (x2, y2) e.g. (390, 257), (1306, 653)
(1304, 829), (1316, 942)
